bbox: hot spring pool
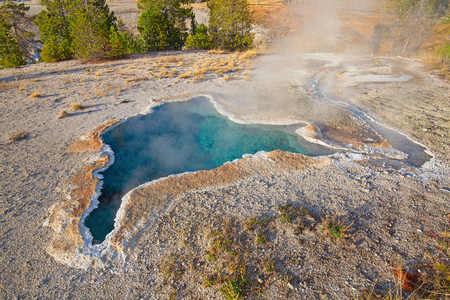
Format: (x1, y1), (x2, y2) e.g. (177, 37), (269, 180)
(85, 97), (336, 243)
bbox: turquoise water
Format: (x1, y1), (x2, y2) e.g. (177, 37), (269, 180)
(85, 97), (333, 243)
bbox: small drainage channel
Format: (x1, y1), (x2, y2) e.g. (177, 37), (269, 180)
(307, 74), (432, 167)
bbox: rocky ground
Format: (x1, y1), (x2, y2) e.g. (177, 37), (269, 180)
(0, 50), (449, 299)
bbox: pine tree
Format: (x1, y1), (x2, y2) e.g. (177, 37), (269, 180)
(0, 0), (33, 67)
(208, 0), (253, 51)
(107, 25), (131, 59)
(35, 0), (72, 62)
(0, 16), (25, 68)
(137, 6), (184, 51)
(137, 0), (194, 51)
(36, 0), (131, 61)
(185, 23), (212, 49)
(69, 0), (116, 59)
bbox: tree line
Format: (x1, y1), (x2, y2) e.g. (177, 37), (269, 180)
(0, 0), (254, 68)
(2, 0), (449, 69)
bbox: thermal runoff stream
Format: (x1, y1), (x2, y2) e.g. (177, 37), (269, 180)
(85, 97), (335, 243)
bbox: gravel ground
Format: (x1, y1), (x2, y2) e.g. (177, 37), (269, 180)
(0, 51), (449, 299)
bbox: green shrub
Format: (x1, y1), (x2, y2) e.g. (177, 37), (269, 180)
(137, 6), (184, 51)
(443, 14), (450, 24)
(185, 23), (213, 50)
(208, 0), (254, 51)
(36, 0), (135, 61)
(35, 0), (73, 62)
(107, 26), (130, 59)
(0, 8), (26, 68)
(439, 41), (450, 59)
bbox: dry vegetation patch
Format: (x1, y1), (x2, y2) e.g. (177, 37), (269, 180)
(9, 130), (29, 143)
(58, 110), (69, 119)
(362, 220), (450, 299)
(71, 103), (86, 110)
(30, 92), (41, 98)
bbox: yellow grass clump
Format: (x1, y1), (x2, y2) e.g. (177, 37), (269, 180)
(208, 49), (226, 54)
(239, 49), (261, 60)
(167, 71), (178, 77)
(178, 72), (192, 79)
(194, 68), (206, 76)
(193, 74), (205, 81)
(161, 56), (182, 63)
(71, 103), (86, 110)
(30, 93), (41, 98)
(58, 110), (69, 119)
(96, 87), (107, 97)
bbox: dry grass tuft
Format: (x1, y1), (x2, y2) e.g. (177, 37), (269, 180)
(323, 216), (353, 241)
(193, 74), (205, 82)
(239, 49), (261, 60)
(208, 49), (226, 54)
(58, 110), (69, 119)
(0, 81), (10, 91)
(194, 68), (206, 76)
(71, 103), (86, 110)
(126, 77), (148, 83)
(223, 75), (231, 81)
(178, 72), (192, 79)
(167, 70), (178, 78)
(159, 70), (169, 78)
(161, 56), (182, 63)
(18, 82), (27, 91)
(95, 86), (107, 97)
(9, 130), (28, 143)
(30, 93), (41, 98)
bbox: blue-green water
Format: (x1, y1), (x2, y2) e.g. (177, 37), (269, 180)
(85, 97), (333, 243)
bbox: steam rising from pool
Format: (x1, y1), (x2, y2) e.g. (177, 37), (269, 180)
(85, 97), (335, 243)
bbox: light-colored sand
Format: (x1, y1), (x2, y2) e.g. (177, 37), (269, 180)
(0, 51), (449, 298)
